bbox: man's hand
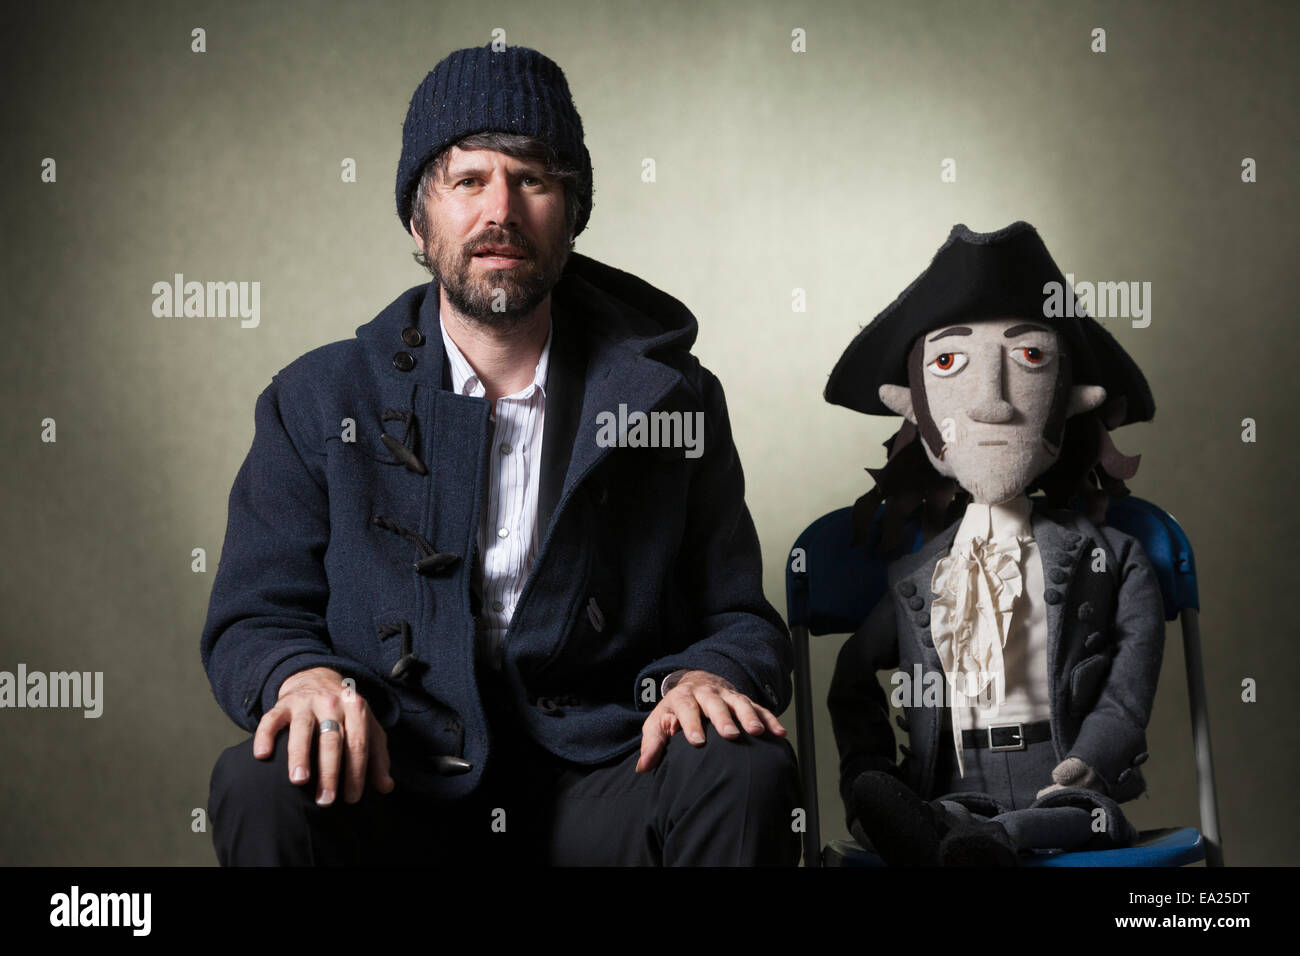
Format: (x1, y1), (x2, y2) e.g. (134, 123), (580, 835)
(637, 669), (786, 773)
(253, 666), (395, 806)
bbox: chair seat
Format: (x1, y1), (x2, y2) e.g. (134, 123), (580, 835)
(822, 826), (1205, 867)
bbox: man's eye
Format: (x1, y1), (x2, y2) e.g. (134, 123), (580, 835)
(1010, 345), (1053, 368)
(927, 352), (968, 377)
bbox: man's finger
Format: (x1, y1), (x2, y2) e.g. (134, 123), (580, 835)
(314, 706), (345, 806)
(637, 709), (670, 773)
(253, 704), (290, 759)
(699, 690), (741, 739)
(286, 708), (315, 786)
(673, 693), (707, 746)
(720, 692), (767, 736)
(748, 700), (788, 736)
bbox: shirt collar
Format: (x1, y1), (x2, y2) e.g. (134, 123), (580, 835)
(954, 493), (1033, 550)
(439, 313), (553, 401)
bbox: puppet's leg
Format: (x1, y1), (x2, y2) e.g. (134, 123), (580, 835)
(930, 794), (1019, 866)
(1027, 787), (1140, 849)
(847, 771), (943, 865)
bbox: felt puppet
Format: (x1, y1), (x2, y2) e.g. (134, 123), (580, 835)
(824, 221), (1164, 865)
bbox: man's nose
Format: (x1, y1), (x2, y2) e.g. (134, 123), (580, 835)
(481, 175), (520, 227)
(965, 346), (1014, 423)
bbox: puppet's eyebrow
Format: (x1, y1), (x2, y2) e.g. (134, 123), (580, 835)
(1003, 323), (1051, 337)
(928, 326), (972, 342)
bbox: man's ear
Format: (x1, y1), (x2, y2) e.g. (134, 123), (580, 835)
(878, 384), (916, 424)
(409, 218), (424, 252)
(1066, 384), (1107, 418)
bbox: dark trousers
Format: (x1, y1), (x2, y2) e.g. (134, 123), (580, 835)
(208, 709), (801, 866)
(928, 734), (1137, 852)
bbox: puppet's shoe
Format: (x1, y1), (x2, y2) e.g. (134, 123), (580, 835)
(848, 771), (941, 866)
(938, 821), (1020, 867)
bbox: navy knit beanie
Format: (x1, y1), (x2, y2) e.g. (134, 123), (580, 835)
(396, 44), (593, 237)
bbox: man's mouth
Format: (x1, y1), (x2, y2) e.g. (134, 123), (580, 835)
(472, 245), (527, 263)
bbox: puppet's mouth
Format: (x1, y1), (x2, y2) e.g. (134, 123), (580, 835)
(977, 440), (1008, 446)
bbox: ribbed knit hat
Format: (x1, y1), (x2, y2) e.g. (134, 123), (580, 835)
(396, 44), (593, 237)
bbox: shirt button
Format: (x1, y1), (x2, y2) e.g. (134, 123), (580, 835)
(500, 443), (513, 455)
(497, 527), (509, 539)
(492, 600), (504, 612)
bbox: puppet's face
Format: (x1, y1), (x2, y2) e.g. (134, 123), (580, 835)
(879, 318), (1107, 504)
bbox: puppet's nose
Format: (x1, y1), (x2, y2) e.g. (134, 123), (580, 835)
(966, 396), (1015, 423)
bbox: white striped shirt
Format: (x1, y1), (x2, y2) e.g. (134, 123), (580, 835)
(440, 316), (551, 661)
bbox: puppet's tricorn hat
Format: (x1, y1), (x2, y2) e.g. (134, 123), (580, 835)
(824, 221), (1155, 427)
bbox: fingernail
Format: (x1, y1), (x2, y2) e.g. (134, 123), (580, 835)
(724, 724), (739, 735)
(317, 789), (334, 805)
(291, 766), (308, 783)
(691, 732), (705, 743)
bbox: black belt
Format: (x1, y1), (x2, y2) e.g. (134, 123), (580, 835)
(961, 720), (1052, 752)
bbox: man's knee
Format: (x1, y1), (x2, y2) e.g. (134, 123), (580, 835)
(665, 722), (800, 806)
(210, 733), (309, 817)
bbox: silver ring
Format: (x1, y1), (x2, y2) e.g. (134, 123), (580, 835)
(318, 719), (342, 734)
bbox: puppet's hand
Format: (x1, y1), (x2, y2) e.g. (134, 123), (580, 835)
(1035, 756), (1107, 799)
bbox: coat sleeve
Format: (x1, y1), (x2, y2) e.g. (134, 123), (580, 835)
(1065, 532), (1166, 793)
(200, 372), (399, 733)
(827, 593), (902, 822)
(633, 367), (794, 715)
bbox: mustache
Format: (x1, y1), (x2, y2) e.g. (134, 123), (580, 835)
(463, 230), (535, 258)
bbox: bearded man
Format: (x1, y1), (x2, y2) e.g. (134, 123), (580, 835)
(201, 44), (799, 866)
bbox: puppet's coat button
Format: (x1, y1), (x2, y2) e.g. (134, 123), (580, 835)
(916, 612), (930, 628)
(1057, 553), (1073, 566)
(392, 351), (416, 372)
(401, 327), (425, 347)
(1065, 533), (1083, 548)
(1044, 589), (1061, 604)
(908, 595), (924, 611)
(1077, 601), (1095, 621)
(1117, 768), (1133, 785)
(1084, 631), (1105, 651)
(1049, 567), (1069, 584)
(898, 581), (917, 598)
(1133, 752), (1149, 766)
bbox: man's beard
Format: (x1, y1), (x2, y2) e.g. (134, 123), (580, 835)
(424, 225), (570, 327)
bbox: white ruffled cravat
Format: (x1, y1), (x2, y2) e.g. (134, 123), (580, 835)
(929, 497), (1035, 778)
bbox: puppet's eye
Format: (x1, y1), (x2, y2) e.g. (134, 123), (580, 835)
(1010, 345), (1053, 369)
(927, 352), (968, 377)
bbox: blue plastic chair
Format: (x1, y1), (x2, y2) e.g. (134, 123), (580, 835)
(785, 495), (1223, 867)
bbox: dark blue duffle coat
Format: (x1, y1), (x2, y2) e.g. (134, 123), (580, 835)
(201, 253), (793, 799)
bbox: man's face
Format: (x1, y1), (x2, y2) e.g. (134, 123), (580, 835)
(916, 317), (1064, 504)
(411, 145), (571, 324)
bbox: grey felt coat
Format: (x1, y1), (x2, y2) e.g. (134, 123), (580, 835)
(827, 496), (1166, 815)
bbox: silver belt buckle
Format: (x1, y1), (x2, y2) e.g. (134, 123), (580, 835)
(987, 723), (1025, 752)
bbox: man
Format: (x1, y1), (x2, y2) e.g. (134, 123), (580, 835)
(202, 43), (800, 866)
(823, 222), (1165, 864)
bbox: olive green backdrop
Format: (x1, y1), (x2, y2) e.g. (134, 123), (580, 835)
(2, 0), (1296, 865)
